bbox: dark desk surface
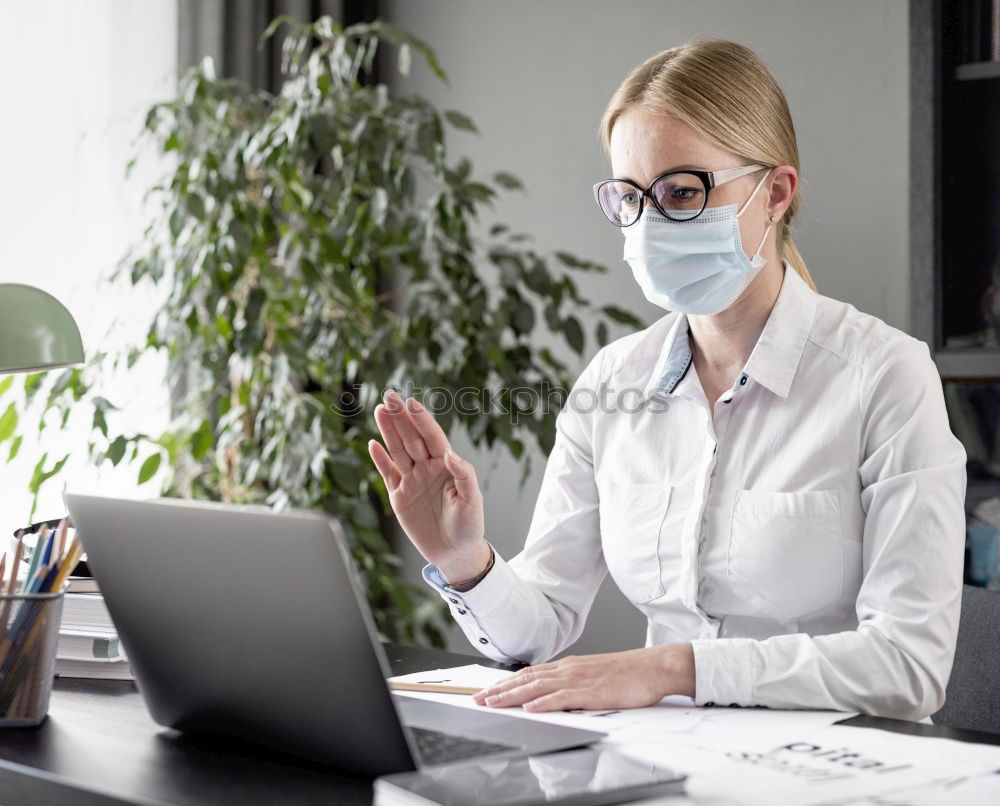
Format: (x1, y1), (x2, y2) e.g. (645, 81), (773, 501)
(0, 643), (996, 805)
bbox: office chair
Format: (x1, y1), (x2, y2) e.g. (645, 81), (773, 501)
(932, 585), (1000, 735)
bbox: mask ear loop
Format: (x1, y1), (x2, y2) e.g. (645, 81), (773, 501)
(735, 168), (774, 266)
(735, 168), (772, 218)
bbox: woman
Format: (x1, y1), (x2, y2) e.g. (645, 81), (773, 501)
(368, 39), (967, 720)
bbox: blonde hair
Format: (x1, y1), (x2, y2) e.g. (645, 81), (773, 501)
(600, 39), (816, 291)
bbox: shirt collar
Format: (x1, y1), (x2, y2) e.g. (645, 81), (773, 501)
(644, 263), (818, 400)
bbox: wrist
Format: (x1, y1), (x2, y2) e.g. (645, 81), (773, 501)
(657, 643), (696, 699)
(438, 540), (493, 589)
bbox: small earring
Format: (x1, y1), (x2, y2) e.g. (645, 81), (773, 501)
(768, 214), (778, 223)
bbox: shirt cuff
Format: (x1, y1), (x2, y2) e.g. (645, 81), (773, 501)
(690, 637), (756, 707)
(421, 545), (517, 619)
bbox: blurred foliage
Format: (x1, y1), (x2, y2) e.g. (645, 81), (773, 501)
(0, 17), (641, 647)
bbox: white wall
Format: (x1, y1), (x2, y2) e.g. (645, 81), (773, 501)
(0, 1), (177, 528)
(384, 0), (910, 655)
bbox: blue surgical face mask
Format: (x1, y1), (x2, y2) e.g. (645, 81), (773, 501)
(622, 169), (773, 315)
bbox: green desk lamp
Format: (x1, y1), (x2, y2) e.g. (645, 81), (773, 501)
(0, 284), (84, 373)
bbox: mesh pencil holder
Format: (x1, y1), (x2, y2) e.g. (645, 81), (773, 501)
(0, 591), (65, 727)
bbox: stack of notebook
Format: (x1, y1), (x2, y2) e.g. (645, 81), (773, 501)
(55, 578), (133, 680)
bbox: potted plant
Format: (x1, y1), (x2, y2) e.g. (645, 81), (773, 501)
(0, 16), (641, 646)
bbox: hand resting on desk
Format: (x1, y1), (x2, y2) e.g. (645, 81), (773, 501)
(472, 645), (695, 712)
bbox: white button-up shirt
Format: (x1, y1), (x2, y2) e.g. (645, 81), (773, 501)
(423, 264), (967, 720)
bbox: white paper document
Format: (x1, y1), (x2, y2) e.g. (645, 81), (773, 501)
(389, 663), (512, 690)
(388, 664), (1000, 804)
(389, 663), (709, 735)
(615, 724), (1000, 805)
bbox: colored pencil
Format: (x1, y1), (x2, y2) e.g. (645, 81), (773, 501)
(48, 538), (82, 594)
(19, 528), (44, 594)
(0, 539), (24, 642)
(54, 519), (68, 571)
(39, 528), (54, 569)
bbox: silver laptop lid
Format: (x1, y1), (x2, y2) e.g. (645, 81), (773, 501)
(63, 493), (417, 776)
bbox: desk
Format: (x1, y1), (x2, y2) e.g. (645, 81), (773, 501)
(0, 643), (996, 805)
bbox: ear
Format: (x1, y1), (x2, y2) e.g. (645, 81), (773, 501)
(766, 165), (797, 220)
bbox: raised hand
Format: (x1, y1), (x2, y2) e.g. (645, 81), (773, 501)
(368, 390), (490, 582)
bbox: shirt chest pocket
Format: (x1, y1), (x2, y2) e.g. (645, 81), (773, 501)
(598, 479), (685, 605)
(727, 489), (845, 621)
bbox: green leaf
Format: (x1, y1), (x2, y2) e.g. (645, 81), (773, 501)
(373, 21), (448, 82)
(191, 419), (213, 461)
(511, 298), (535, 334)
(444, 110), (478, 134)
(601, 305), (643, 327)
(137, 453), (161, 485)
(92, 407), (108, 438)
(0, 403), (17, 443)
(493, 171), (523, 191)
(106, 435), (127, 466)
(564, 317), (585, 354)
(23, 372), (45, 399)
(29, 452), (69, 496)
(0, 375), (13, 398)
(7, 434), (22, 461)
(262, 14), (292, 42)
(596, 321), (610, 347)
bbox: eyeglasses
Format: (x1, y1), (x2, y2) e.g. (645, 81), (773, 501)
(593, 164), (768, 226)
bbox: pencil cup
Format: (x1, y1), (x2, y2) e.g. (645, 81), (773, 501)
(0, 592), (65, 727)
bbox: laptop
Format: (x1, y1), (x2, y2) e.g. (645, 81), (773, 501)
(62, 493), (605, 777)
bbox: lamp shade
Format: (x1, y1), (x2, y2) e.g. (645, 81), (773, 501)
(0, 284), (84, 373)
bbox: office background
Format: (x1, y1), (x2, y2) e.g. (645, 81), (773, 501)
(0, 0), (925, 655)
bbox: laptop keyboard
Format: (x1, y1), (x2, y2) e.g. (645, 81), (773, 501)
(408, 725), (519, 765)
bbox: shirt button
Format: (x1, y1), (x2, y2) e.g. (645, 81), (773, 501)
(739, 376), (748, 385)
(457, 609), (467, 615)
(478, 637), (489, 645)
(449, 597), (459, 604)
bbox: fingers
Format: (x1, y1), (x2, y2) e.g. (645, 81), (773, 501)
(474, 672), (578, 712)
(444, 449), (480, 502)
(367, 439), (401, 491)
(374, 402), (413, 471)
(403, 397), (451, 457)
(474, 666), (569, 709)
(382, 391), (430, 462)
(473, 666), (552, 703)
(520, 690), (581, 712)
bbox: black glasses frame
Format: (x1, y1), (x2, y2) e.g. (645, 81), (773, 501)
(592, 163), (767, 226)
